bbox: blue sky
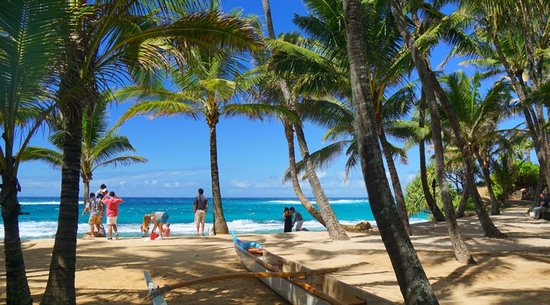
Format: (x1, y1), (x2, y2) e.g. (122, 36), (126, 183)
(17, 1), (522, 198)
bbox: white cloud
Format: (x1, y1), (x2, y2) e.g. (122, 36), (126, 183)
(229, 180), (252, 188)
(316, 170), (327, 178)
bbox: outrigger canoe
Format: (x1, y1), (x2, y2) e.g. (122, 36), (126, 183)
(233, 236), (378, 305)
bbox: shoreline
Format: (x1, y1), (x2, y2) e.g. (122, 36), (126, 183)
(1, 206), (550, 304)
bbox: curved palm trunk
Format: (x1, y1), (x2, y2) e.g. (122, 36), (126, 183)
(419, 107), (445, 222)
(474, 151), (500, 215)
(2, 171), (33, 305)
(491, 29), (550, 190)
(293, 124), (349, 240)
(209, 124), (229, 235)
(379, 129), (411, 235)
(284, 122), (326, 226)
(82, 177), (90, 205)
(389, 0), (503, 238)
(455, 184), (470, 219)
(262, 0), (346, 240)
(424, 86), (475, 264)
(41, 109), (82, 305)
(344, 1), (439, 303)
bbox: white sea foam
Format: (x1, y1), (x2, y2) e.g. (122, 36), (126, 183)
(0, 217), (428, 240)
(267, 199), (368, 205)
(20, 200), (84, 205)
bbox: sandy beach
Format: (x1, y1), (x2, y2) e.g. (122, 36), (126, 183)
(1, 205), (549, 305)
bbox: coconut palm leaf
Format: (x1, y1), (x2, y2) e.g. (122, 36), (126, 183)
(93, 155), (147, 171)
(20, 147), (63, 169)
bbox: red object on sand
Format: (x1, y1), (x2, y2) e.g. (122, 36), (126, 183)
(150, 232), (159, 240)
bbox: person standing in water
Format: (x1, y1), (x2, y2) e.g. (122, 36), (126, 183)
(283, 207), (293, 233)
(290, 207), (304, 231)
(193, 188), (208, 236)
(102, 191), (124, 240)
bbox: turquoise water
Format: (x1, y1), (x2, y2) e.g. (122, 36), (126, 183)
(1, 197), (429, 239)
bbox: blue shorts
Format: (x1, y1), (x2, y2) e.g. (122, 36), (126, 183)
(160, 213), (169, 224)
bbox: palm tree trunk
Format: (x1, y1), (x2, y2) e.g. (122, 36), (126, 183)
(474, 151), (500, 215)
(41, 109), (82, 305)
(423, 84), (475, 264)
(390, 0), (503, 238)
(284, 122), (326, 226)
(343, 1), (439, 303)
(82, 178), (90, 205)
(2, 171), (33, 305)
(293, 123), (349, 240)
(491, 26), (550, 190)
(379, 130), (411, 234)
(261, 0), (346, 240)
(455, 184), (470, 218)
(419, 108), (445, 222)
(534, 168), (545, 206)
(209, 124), (229, 234)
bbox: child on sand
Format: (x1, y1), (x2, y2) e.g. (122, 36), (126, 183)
(150, 211), (169, 240)
(162, 223), (171, 237)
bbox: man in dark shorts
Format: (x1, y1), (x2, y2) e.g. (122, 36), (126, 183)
(193, 188), (208, 236)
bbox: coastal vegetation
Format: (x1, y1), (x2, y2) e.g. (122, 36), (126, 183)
(1, 0), (548, 304)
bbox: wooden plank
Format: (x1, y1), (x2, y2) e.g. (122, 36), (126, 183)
(144, 271), (168, 305)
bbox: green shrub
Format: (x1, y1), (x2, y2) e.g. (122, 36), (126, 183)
(492, 159), (539, 199)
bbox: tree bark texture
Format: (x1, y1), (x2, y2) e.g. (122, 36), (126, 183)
(474, 151), (500, 215)
(423, 84), (475, 264)
(209, 124), (229, 234)
(418, 107), (445, 222)
(344, 0), (439, 303)
(284, 122), (326, 226)
(41, 107), (82, 305)
(293, 123), (349, 240)
(455, 184), (470, 219)
(379, 129), (412, 235)
(1, 172), (33, 305)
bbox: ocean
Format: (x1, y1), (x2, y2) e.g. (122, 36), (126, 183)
(1, 197), (429, 239)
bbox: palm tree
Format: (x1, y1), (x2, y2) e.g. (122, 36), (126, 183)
(342, 0), (439, 303)
(454, 0), (550, 191)
(0, 0), (65, 303)
(267, 0), (414, 233)
(22, 97), (147, 203)
(382, 94), (446, 222)
(117, 50), (257, 235)
(389, 0), (504, 238)
(42, 1), (263, 303)
(440, 72), (513, 214)
(261, 0), (349, 240)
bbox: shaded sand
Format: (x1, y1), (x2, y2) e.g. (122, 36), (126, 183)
(1, 206), (549, 304)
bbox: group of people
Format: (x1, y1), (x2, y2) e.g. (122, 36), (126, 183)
(140, 211), (171, 240)
(139, 188), (208, 238)
(83, 187), (310, 238)
(81, 184), (124, 240)
(82, 186), (209, 240)
(283, 207), (304, 232)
